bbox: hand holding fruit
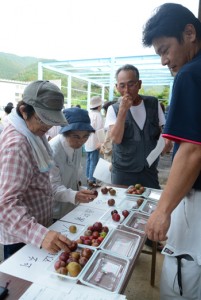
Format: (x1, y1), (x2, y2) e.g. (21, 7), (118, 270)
(41, 230), (73, 254)
(75, 189), (98, 203)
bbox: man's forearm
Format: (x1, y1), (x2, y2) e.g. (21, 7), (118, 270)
(157, 142), (201, 215)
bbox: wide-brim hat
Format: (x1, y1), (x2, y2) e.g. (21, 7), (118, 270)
(89, 96), (103, 109)
(60, 107), (95, 134)
(23, 80), (67, 126)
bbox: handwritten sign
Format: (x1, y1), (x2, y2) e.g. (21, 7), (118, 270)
(60, 204), (105, 225)
(0, 244), (57, 282)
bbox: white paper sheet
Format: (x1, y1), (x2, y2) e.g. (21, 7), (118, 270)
(0, 244), (56, 282)
(146, 135), (165, 167)
(20, 274), (127, 300)
(93, 158), (111, 184)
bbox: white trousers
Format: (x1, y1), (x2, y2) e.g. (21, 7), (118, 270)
(160, 255), (201, 300)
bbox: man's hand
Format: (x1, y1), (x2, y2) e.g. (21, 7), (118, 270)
(41, 230), (72, 254)
(119, 94), (133, 111)
(145, 209), (170, 242)
(75, 189), (98, 203)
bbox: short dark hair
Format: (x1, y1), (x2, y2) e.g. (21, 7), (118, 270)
(142, 3), (201, 47)
(16, 100), (35, 119)
(115, 64), (140, 80)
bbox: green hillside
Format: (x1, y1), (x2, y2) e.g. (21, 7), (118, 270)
(0, 52), (55, 81)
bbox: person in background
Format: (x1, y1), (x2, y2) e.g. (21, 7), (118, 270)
(142, 3), (201, 299)
(105, 64), (171, 187)
(100, 100), (117, 162)
(85, 96), (104, 185)
(0, 80), (73, 259)
(1, 102), (14, 127)
(49, 107), (98, 220)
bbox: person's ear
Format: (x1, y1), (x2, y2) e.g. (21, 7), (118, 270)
(183, 24), (196, 42)
(138, 80), (142, 90)
(19, 105), (28, 120)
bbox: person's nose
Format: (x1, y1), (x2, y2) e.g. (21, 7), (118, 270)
(124, 84), (129, 93)
(161, 55), (169, 66)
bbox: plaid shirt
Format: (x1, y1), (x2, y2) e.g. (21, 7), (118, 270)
(0, 125), (53, 247)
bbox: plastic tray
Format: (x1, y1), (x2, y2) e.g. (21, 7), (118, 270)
(123, 210), (149, 233)
(100, 228), (141, 260)
(48, 244), (97, 281)
(117, 196), (138, 210)
(146, 189), (163, 201)
(125, 186), (150, 198)
(80, 250), (130, 293)
(139, 199), (157, 215)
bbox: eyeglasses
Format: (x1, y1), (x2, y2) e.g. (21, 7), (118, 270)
(118, 81), (139, 89)
(33, 114), (51, 128)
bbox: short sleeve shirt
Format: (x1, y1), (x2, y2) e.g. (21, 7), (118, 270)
(163, 51), (201, 189)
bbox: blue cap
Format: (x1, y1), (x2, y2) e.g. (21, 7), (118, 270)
(60, 107), (95, 134)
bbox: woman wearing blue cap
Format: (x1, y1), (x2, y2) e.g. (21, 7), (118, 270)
(49, 107), (98, 220)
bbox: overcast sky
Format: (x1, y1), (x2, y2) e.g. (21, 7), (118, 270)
(1, 0), (199, 60)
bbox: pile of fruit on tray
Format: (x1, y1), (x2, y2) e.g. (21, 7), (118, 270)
(126, 184), (145, 195)
(76, 221), (109, 247)
(54, 242), (93, 277)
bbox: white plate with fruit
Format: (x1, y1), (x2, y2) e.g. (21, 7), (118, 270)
(125, 184), (150, 198)
(49, 243), (97, 281)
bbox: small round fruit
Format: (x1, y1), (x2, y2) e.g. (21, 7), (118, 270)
(69, 241), (78, 252)
(69, 225), (77, 233)
(111, 209), (118, 215)
(92, 231), (99, 238)
(100, 231), (107, 238)
(59, 251), (70, 263)
(81, 248), (93, 259)
(108, 198), (115, 206)
(135, 183), (142, 190)
(112, 213), (121, 222)
(101, 187), (108, 194)
(102, 226), (109, 233)
(67, 262), (82, 277)
(93, 222), (103, 232)
(137, 198), (144, 207)
(84, 229), (92, 236)
(79, 256), (88, 267)
(122, 210), (129, 218)
(54, 260), (66, 270)
(109, 188), (116, 196)
(71, 252), (80, 260)
(93, 190), (98, 197)
(56, 267), (68, 275)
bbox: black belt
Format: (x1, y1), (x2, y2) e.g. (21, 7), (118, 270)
(176, 254), (194, 296)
